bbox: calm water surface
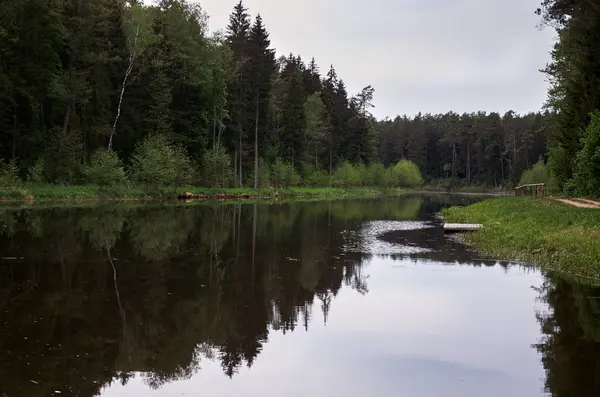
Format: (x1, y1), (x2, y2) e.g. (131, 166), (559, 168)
(1, 195), (599, 397)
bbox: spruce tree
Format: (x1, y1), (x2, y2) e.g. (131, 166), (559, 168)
(226, 1), (251, 186)
(248, 14), (275, 188)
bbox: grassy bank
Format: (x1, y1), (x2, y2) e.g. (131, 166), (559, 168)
(442, 197), (600, 282)
(423, 179), (510, 194)
(0, 184), (402, 203)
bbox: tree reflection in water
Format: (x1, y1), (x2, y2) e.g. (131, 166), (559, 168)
(0, 198), (425, 396)
(534, 274), (600, 397)
(6, 196), (595, 397)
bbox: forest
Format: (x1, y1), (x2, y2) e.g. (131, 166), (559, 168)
(0, 0), (553, 191)
(0, 0), (599, 195)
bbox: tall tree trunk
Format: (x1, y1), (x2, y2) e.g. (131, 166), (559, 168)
(466, 141), (471, 182)
(216, 107), (223, 150)
(239, 133), (243, 187)
(254, 91), (259, 189)
(239, 61), (244, 188)
(234, 148), (238, 185)
(11, 111), (17, 161)
(252, 203), (257, 285)
(63, 99), (73, 136)
(212, 105), (217, 149)
(499, 146), (505, 186)
(452, 141), (457, 179)
(329, 144), (333, 187)
(109, 24), (139, 151)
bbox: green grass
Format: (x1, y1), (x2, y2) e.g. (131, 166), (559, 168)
(442, 197), (600, 283)
(0, 184), (402, 203)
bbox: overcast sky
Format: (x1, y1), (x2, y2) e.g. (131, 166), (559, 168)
(198, 0), (556, 120)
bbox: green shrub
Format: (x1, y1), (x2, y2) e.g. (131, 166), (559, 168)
(129, 134), (194, 187)
(0, 159), (21, 186)
(304, 168), (330, 187)
(202, 144), (234, 188)
(27, 157), (46, 183)
(383, 168), (399, 187)
(272, 158), (300, 188)
(332, 162), (360, 187)
(519, 159), (555, 189)
(367, 163), (387, 187)
(257, 159), (272, 187)
(572, 110), (600, 197)
(393, 160), (423, 187)
(44, 127), (83, 184)
(357, 163), (373, 186)
(246, 158), (271, 188)
(82, 149), (127, 186)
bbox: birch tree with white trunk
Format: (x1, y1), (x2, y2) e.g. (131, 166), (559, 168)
(108, 1), (150, 150)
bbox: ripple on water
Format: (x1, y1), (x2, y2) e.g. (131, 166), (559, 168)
(341, 220), (435, 255)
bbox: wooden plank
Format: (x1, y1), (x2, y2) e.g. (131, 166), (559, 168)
(443, 223), (483, 233)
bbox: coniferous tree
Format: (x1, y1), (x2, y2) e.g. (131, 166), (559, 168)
(248, 14), (275, 188)
(226, 1), (251, 187)
(279, 55), (307, 165)
(537, 0), (600, 191)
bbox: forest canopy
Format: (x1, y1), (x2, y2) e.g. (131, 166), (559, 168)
(0, 0), (591, 192)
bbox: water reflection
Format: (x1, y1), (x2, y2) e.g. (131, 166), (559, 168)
(0, 195), (597, 396)
(534, 275), (600, 397)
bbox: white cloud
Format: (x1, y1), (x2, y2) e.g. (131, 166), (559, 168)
(199, 0), (556, 118)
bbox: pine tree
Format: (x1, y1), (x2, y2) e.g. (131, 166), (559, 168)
(279, 56), (307, 166)
(226, 1), (251, 187)
(248, 14), (275, 188)
(303, 58), (322, 96)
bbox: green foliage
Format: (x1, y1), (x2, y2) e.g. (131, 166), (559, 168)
(0, 159), (21, 186)
(304, 169), (329, 187)
(256, 158), (271, 188)
(538, 1), (600, 192)
(572, 110), (600, 197)
(393, 160), (423, 187)
(332, 162), (361, 187)
(1, 0), (553, 192)
(44, 128), (83, 184)
(202, 144), (234, 188)
(129, 134), (194, 187)
(367, 163), (388, 187)
(520, 159), (555, 188)
(82, 149), (127, 187)
(245, 159), (272, 188)
(271, 158), (300, 188)
(27, 157), (46, 183)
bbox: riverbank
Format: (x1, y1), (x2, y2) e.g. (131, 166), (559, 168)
(442, 197), (600, 282)
(0, 185), (403, 203)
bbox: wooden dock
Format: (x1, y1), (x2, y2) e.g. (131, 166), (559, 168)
(443, 223), (483, 233)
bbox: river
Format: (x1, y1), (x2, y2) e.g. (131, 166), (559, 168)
(0, 194), (598, 397)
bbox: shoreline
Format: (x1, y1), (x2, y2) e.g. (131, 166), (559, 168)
(0, 185), (516, 204)
(0, 185), (407, 204)
(442, 197), (600, 284)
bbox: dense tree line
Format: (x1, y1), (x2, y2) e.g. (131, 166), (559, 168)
(537, 0), (600, 195)
(375, 111), (551, 187)
(0, 0), (379, 188)
(8, 0), (596, 191)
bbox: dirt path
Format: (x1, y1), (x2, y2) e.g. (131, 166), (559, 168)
(556, 198), (600, 209)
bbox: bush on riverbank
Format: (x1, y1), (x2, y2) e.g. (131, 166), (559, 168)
(519, 159), (556, 190)
(0, 133), (423, 196)
(83, 149), (127, 187)
(442, 197), (600, 282)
